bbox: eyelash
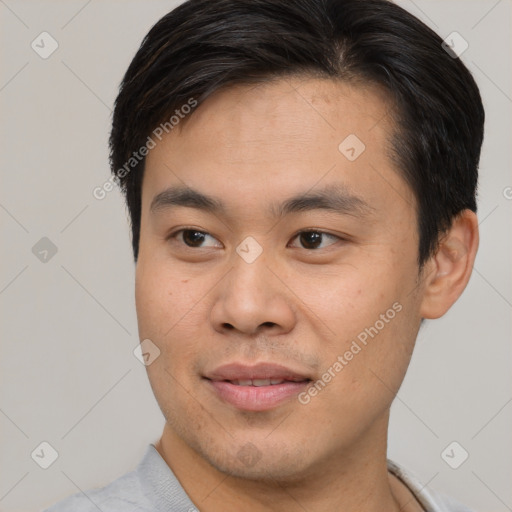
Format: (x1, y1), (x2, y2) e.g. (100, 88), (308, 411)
(167, 227), (343, 251)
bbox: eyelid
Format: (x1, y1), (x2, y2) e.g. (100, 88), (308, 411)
(289, 228), (342, 239)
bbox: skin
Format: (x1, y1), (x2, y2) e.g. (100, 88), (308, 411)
(135, 77), (479, 512)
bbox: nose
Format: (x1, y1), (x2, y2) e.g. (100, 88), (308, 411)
(210, 250), (296, 336)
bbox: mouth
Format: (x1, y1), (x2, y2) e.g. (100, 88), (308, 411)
(203, 363), (312, 411)
(224, 378), (308, 386)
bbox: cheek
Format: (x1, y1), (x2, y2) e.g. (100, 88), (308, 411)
(290, 259), (406, 336)
(135, 259), (198, 339)
(301, 306), (419, 440)
(135, 265), (203, 409)
(294, 257), (420, 397)
(135, 264), (169, 340)
(135, 260), (212, 382)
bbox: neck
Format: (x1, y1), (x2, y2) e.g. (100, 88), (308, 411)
(155, 413), (411, 512)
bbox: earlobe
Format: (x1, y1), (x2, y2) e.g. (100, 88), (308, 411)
(419, 210), (479, 319)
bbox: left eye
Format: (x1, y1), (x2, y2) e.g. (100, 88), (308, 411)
(288, 231), (340, 250)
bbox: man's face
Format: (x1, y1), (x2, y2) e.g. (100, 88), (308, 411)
(136, 77), (426, 480)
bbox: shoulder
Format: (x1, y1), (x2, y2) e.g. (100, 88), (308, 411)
(387, 459), (476, 512)
(423, 487), (477, 512)
(41, 464), (152, 512)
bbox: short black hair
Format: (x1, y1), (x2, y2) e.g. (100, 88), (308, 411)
(109, 0), (484, 266)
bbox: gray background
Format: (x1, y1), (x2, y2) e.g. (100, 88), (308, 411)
(1, 1), (510, 511)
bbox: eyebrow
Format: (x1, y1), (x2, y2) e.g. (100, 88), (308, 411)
(149, 184), (375, 219)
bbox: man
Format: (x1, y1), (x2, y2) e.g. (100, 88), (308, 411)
(45, 0), (484, 510)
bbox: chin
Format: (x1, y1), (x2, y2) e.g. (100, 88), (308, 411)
(200, 438), (314, 484)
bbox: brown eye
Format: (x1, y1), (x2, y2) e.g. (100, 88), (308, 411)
(290, 231), (340, 250)
(168, 228), (222, 248)
(181, 229), (207, 247)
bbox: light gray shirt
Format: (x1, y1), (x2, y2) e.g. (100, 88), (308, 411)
(42, 444), (475, 512)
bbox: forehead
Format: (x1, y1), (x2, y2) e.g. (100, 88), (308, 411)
(169, 76), (394, 159)
(142, 76), (413, 218)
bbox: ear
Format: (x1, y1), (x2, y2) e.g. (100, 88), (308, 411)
(419, 209), (479, 319)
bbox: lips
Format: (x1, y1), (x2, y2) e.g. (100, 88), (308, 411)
(204, 363), (312, 411)
(230, 378), (295, 386)
(205, 362), (311, 382)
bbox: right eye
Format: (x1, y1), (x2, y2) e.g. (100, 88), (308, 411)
(168, 228), (223, 249)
